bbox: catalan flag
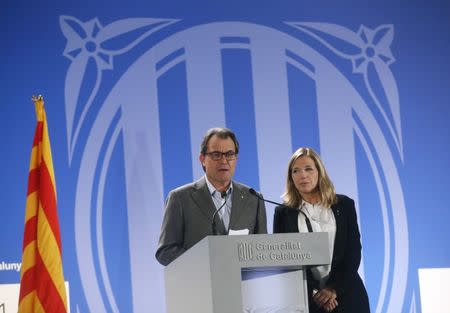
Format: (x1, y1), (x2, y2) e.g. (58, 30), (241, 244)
(18, 96), (68, 313)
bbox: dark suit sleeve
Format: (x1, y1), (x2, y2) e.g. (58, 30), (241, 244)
(343, 197), (363, 272)
(255, 197), (268, 234)
(155, 190), (186, 266)
(326, 196), (363, 296)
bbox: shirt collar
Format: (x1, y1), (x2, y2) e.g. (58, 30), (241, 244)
(204, 175), (233, 197)
(300, 199), (321, 214)
(300, 199), (313, 208)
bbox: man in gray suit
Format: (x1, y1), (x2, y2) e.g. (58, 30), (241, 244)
(156, 127), (267, 266)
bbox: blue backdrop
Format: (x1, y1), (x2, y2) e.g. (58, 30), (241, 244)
(2, 1), (450, 312)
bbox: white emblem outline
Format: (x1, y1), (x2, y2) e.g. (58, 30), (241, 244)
(61, 19), (411, 313)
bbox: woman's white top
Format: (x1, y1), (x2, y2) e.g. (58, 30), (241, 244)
(298, 200), (336, 288)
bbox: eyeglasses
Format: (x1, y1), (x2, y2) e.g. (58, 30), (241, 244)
(204, 151), (237, 161)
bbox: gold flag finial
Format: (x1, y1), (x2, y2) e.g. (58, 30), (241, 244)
(31, 95), (44, 103)
(32, 95), (45, 121)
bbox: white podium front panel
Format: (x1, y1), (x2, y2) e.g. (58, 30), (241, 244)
(241, 269), (308, 313)
(165, 233), (329, 313)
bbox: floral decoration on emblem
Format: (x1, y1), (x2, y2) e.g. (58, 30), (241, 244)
(287, 22), (402, 159)
(60, 16), (179, 162)
(61, 17), (114, 70)
(351, 25), (395, 74)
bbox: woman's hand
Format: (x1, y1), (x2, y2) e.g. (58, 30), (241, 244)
(313, 288), (338, 312)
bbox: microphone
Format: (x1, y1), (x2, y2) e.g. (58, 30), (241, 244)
(211, 191), (228, 235)
(248, 188), (313, 232)
(249, 188), (286, 207)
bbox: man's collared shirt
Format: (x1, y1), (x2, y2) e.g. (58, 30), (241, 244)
(205, 176), (233, 231)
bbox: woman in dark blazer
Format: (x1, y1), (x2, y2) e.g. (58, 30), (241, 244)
(273, 147), (370, 313)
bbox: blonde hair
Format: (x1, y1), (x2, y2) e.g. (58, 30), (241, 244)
(282, 147), (337, 208)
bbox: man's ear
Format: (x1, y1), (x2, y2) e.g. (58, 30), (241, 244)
(199, 154), (205, 166)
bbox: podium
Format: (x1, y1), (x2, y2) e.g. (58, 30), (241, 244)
(164, 233), (330, 313)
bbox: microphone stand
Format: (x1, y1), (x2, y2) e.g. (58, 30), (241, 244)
(249, 188), (313, 232)
(211, 192), (228, 235)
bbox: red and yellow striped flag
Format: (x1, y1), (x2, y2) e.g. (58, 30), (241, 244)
(18, 96), (68, 313)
